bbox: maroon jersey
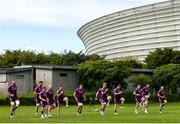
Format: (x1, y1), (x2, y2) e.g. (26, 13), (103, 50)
(142, 86), (150, 96)
(34, 86), (42, 98)
(158, 89), (165, 98)
(40, 90), (47, 101)
(8, 85), (18, 101)
(47, 88), (54, 100)
(114, 87), (123, 96)
(134, 88), (142, 102)
(74, 88), (84, 98)
(98, 87), (108, 101)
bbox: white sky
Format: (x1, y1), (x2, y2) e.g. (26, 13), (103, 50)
(0, 0), (168, 53)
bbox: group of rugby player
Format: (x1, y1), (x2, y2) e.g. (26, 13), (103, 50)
(7, 80), (167, 118)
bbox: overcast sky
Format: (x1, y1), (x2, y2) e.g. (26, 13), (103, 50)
(0, 0), (167, 54)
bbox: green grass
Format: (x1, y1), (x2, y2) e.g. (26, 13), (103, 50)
(0, 103), (180, 123)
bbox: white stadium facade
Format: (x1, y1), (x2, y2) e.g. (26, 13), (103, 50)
(77, 0), (180, 61)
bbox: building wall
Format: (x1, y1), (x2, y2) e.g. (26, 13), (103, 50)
(35, 69), (53, 86)
(52, 69), (79, 91)
(78, 0), (180, 61)
(0, 74), (8, 94)
(0, 71), (33, 94)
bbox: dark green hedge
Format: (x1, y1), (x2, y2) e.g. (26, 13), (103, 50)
(1, 93), (180, 105)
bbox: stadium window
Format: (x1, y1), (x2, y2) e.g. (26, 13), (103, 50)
(16, 75), (24, 79)
(0, 74), (7, 83)
(59, 73), (68, 77)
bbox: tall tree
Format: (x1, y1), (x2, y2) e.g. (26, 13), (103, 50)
(145, 48), (180, 69)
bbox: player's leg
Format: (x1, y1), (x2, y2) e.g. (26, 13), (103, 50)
(120, 97), (125, 108)
(12, 100), (20, 116)
(114, 97), (118, 114)
(100, 102), (106, 115)
(35, 99), (40, 115)
(160, 100), (167, 113)
(79, 104), (83, 114)
(140, 97), (145, 107)
(77, 104), (81, 115)
(10, 101), (15, 118)
(107, 96), (112, 107)
(135, 102), (140, 114)
(41, 106), (44, 118)
(44, 105), (48, 118)
(47, 105), (51, 116)
(114, 103), (118, 114)
(56, 105), (60, 116)
(144, 100), (148, 113)
(63, 97), (69, 107)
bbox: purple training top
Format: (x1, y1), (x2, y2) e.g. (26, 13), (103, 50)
(158, 89), (166, 103)
(134, 88), (142, 102)
(57, 89), (64, 99)
(142, 86), (150, 96)
(56, 88), (64, 105)
(39, 89), (48, 107)
(114, 87), (123, 96)
(8, 84), (18, 101)
(47, 88), (54, 100)
(98, 87), (108, 102)
(47, 88), (55, 105)
(34, 86), (42, 98)
(75, 88), (84, 98)
(40, 90), (47, 100)
(158, 89), (165, 97)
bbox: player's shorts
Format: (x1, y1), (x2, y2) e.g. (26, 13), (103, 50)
(10, 99), (20, 106)
(114, 95), (124, 104)
(35, 98), (41, 106)
(56, 97), (64, 106)
(159, 98), (167, 103)
(76, 97), (84, 105)
(142, 95), (150, 101)
(41, 101), (48, 107)
(99, 97), (107, 105)
(135, 96), (142, 103)
(48, 99), (55, 106)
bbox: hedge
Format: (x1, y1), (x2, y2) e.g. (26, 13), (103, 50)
(1, 93), (180, 106)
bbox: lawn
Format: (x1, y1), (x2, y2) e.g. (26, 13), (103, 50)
(0, 103), (180, 123)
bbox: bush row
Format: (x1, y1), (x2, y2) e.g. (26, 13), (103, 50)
(1, 93), (180, 105)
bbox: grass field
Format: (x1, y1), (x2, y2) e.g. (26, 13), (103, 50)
(0, 103), (180, 123)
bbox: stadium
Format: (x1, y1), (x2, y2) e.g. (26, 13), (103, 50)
(77, 0), (180, 61)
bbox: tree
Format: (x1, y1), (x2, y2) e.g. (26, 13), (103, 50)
(77, 60), (132, 90)
(112, 56), (144, 68)
(0, 50), (103, 67)
(145, 48), (180, 69)
(152, 64), (180, 93)
(128, 74), (152, 87)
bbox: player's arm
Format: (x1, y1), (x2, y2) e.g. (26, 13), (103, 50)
(56, 90), (60, 97)
(114, 89), (121, 95)
(7, 92), (13, 97)
(33, 88), (38, 95)
(83, 93), (86, 101)
(133, 90), (140, 96)
(59, 91), (63, 96)
(7, 87), (13, 97)
(95, 90), (99, 100)
(102, 88), (108, 95)
(39, 94), (46, 102)
(73, 91), (77, 101)
(157, 91), (164, 98)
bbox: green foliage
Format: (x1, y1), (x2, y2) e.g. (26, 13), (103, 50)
(112, 56), (145, 68)
(152, 64), (180, 93)
(78, 60), (132, 90)
(145, 48), (180, 69)
(128, 74), (152, 86)
(0, 50), (103, 67)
